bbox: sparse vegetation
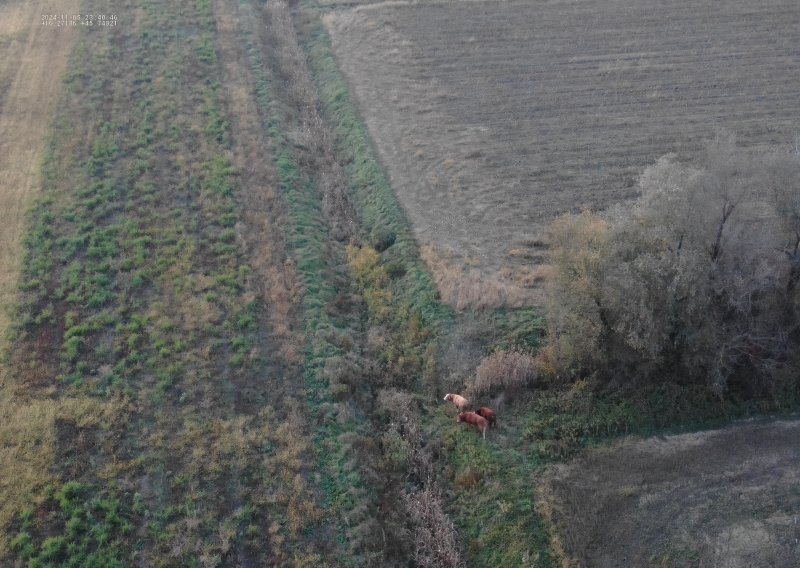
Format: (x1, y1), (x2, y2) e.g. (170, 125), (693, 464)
(539, 419), (800, 567)
(0, 0), (78, 355)
(2, 0), (336, 563)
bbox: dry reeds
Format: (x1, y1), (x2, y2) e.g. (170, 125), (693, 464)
(420, 245), (538, 310)
(404, 487), (465, 568)
(215, 0), (305, 366)
(470, 349), (538, 397)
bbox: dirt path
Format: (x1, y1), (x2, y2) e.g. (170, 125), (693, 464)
(0, 0), (79, 353)
(539, 418), (800, 567)
(323, 0), (800, 310)
(0, 3), (81, 555)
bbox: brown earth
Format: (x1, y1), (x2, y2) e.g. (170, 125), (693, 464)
(538, 419), (800, 567)
(0, 0), (79, 352)
(323, 0), (800, 308)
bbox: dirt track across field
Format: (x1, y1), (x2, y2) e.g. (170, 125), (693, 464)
(0, 0), (79, 351)
(539, 418), (800, 567)
(324, 0), (800, 308)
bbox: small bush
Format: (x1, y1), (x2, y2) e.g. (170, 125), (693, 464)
(385, 261), (406, 279)
(471, 349), (537, 397)
(322, 354), (365, 389)
(346, 245), (387, 288)
(375, 388), (417, 424)
(347, 245), (392, 320)
(380, 429), (411, 473)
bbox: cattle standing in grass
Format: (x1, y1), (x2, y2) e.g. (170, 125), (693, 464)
(443, 393), (469, 412)
(457, 411), (488, 439)
(475, 406), (496, 427)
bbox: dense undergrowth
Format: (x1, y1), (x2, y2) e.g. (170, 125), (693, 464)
(232, 1), (382, 563)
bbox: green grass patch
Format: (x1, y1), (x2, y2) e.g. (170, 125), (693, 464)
(11, 482), (130, 568)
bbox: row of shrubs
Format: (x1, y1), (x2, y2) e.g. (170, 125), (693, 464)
(544, 132), (800, 402)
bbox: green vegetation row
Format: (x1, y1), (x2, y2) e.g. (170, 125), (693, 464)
(299, 5), (451, 331)
(234, 0), (387, 563)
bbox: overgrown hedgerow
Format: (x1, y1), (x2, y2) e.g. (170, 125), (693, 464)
(546, 132), (800, 399)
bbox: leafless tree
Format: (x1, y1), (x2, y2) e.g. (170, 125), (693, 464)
(546, 133), (800, 395)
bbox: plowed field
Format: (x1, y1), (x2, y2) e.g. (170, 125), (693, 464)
(539, 419), (800, 567)
(324, 0), (800, 307)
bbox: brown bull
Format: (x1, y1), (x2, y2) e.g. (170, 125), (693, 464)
(457, 411), (488, 440)
(475, 406), (496, 427)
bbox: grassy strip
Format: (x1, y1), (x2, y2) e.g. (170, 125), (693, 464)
(525, 380), (800, 460)
(298, 6), (451, 330)
(235, 0), (388, 563)
(295, 6), (552, 565)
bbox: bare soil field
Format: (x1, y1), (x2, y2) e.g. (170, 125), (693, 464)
(324, 0), (800, 307)
(0, 0), (79, 349)
(538, 419), (800, 567)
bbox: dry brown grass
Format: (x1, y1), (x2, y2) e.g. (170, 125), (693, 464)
(0, 2), (32, 107)
(469, 349), (538, 398)
(0, 379), (119, 557)
(420, 244), (539, 310)
(214, 0), (306, 366)
(267, 0), (357, 242)
(535, 482), (578, 568)
(372, 388), (464, 565)
(0, 0), (79, 355)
